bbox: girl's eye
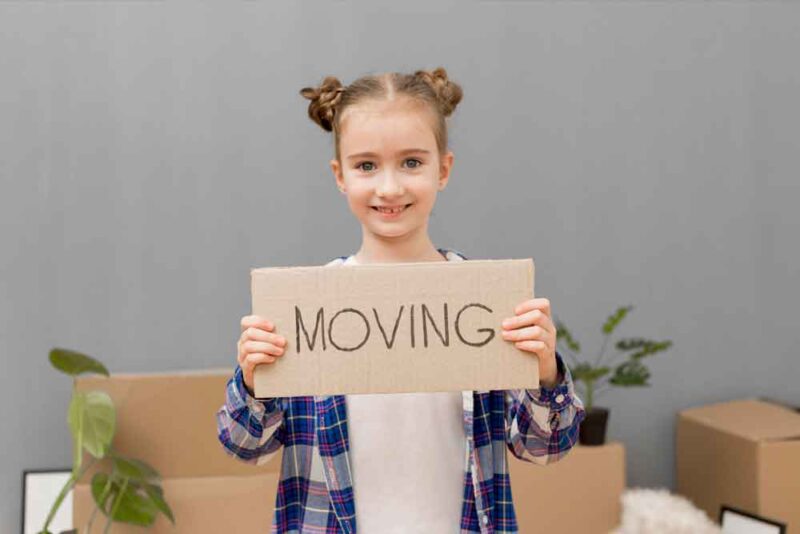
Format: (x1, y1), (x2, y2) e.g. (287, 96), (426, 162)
(404, 158), (422, 169)
(357, 162), (376, 172)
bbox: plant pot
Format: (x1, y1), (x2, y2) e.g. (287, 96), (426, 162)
(579, 407), (609, 446)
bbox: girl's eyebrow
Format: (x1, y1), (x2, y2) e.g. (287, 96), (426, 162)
(346, 148), (431, 160)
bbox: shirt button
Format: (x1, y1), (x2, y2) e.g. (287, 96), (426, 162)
(555, 394), (565, 403)
(481, 513), (489, 525)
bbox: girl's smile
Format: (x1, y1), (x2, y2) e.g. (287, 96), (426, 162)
(372, 203), (413, 218)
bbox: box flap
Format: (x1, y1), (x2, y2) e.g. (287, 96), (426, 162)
(680, 398), (800, 442)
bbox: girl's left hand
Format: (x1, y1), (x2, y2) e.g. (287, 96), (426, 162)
(501, 298), (559, 388)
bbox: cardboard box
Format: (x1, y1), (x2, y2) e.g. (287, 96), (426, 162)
(677, 398), (800, 533)
(72, 370), (281, 532)
(73, 473), (279, 533)
(510, 442), (626, 533)
(252, 258), (538, 397)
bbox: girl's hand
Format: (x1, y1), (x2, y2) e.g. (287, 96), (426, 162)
(500, 298), (559, 388)
(238, 315), (288, 395)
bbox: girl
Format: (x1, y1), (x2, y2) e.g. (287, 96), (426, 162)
(217, 67), (585, 534)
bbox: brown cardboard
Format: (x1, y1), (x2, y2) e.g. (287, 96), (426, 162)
(72, 370), (280, 532)
(677, 398), (800, 533)
(252, 258), (538, 397)
(74, 370), (278, 479)
(73, 473), (279, 533)
(510, 442), (626, 533)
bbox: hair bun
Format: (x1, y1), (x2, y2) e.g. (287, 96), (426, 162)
(299, 76), (346, 132)
(414, 67), (463, 117)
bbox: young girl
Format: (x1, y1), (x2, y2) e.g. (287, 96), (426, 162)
(217, 67), (585, 534)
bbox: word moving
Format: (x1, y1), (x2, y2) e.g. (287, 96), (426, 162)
(294, 303), (496, 353)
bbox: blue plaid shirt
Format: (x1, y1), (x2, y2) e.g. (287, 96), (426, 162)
(217, 249), (585, 533)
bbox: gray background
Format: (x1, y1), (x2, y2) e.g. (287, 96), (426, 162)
(2, 1), (799, 532)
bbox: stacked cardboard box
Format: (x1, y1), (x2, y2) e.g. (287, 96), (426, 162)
(510, 442), (625, 533)
(677, 398), (800, 533)
(72, 370), (279, 532)
(73, 371), (624, 533)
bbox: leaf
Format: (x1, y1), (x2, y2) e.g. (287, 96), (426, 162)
(144, 483), (175, 523)
(631, 340), (673, 360)
(112, 484), (159, 526)
(91, 472), (113, 510)
(112, 456), (160, 482)
(554, 321), (581, 353)
(602, 306), (633, 335)
(49, 348), (109, 377)
(91, 475), (159, 526)
(68, 391), (115, 459)
(616, 338), (648, 351)
(569, 363), (610, 383)
(609, 360), (650, 386)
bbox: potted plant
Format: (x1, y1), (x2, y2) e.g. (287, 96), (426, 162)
(554, 306), (672, 445)
(39, 348), (174, 534)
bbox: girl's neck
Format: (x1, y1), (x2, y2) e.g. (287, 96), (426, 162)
(353, 232), (445, 264)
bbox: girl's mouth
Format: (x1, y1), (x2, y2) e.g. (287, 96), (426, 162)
(372, 204), (412, 217)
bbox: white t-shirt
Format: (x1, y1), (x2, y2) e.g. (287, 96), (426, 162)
(342, 254), (466, 534)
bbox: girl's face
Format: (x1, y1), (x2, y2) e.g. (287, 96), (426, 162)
(330, 99), (453, 241)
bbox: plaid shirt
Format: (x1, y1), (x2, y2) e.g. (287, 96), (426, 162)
(217, 249), (585, 533)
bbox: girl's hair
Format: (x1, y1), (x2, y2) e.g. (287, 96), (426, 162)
(299, 67), (463, 162)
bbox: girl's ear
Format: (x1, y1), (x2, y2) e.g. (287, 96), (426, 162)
(330, 158), (346, 193)
(438, 151), (454, 191)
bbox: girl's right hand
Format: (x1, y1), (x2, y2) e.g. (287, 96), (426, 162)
(238, 315), (288, 395)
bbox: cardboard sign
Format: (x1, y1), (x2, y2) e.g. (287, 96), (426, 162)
(251, 258), (538, 397)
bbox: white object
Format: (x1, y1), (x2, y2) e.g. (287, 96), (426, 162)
(347, 390), (466, 534)
(721, 508), (785, 534)
(612, 487), (721, 534)
(23, 471), (73, 534)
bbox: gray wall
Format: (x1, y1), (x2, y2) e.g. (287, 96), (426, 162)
(2, 1), (799, 532)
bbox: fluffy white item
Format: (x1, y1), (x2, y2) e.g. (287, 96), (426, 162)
(611, 488), (721, 534)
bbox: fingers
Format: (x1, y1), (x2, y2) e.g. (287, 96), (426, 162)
(241, 340), (285, 357)
(502, 325), (547, 342)
(240, 327), (287, 347)
(513, 298), (551, 317)
(237, 316), (287, 367)
(514, 340), (547, 354)
(244, 352), (277, 366)
(502, 308), (553, 331)
(241, 315), (274, 333)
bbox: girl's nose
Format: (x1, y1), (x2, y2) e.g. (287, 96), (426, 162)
(375, 171), (405, 196)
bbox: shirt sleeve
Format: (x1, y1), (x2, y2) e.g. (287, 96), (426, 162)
(504, 351), (586, 465)
(216, 365), (287, 465)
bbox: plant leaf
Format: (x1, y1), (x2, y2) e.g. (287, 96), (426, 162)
(602, 306), (633, 335)
(49, 348), (109, 377)
(554, 321), (581, 353)
(144, 483), (175, 523)
(91, 472), (113, 510)
(609, 360), (650, 386)
(616, 338), (648, 351)
(91, 475), (159, 526)
(67, 394), (84, 470)
(112, 456), (160, 482)
(112, 484), (159, 526)
(68, 391), (115, 458)
(631, 340), (673, 360)
(569, 363), (610, 383)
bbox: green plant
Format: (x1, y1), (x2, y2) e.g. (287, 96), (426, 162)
(40, 349), (174, 534)
(554, 306), (673, 412)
